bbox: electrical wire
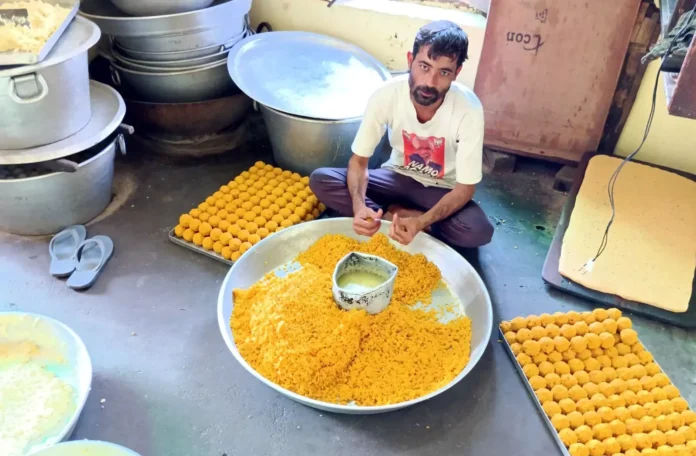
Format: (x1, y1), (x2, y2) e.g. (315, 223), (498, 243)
(583, 4), (696, 272)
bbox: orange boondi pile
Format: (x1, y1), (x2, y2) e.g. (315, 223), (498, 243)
(231, 234), (473, 406)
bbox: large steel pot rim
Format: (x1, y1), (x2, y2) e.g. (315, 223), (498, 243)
(0, 17), (101, 79)
(259, 103), (362, 124)
(109, 0), (215, 17)
(79, 0), (252, 37)
(0, 136), (126, 183)
(84, 0), (235, 21)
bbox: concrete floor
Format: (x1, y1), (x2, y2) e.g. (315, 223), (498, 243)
(1, 147), (694, 456)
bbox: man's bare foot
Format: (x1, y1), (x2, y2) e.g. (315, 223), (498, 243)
(385, 205), (431, 232)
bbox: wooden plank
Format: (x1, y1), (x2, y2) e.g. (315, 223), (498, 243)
(474, 0), (643, 163)
(599, 1), (661, 152)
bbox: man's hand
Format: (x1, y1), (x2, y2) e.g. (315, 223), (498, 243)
(389, 214), (424, 246)
(353, 205), (383, 237)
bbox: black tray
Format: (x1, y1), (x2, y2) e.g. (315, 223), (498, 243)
(542, 153), (696, 328)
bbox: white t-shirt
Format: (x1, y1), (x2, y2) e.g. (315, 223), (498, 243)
(351, 75), (484, 188)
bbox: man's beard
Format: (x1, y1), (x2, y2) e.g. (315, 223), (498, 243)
(409, 72), (445, 107)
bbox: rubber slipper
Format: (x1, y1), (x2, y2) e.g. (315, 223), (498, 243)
(49, 225), (87, 278)
(67, 235), (114, 291)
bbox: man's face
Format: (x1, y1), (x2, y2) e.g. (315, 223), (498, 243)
(407, 45), (461, 107)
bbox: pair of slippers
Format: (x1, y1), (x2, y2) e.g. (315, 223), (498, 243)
(49, 225), (114, 290)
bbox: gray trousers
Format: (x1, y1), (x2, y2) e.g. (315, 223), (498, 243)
(309, 167), (494, 248)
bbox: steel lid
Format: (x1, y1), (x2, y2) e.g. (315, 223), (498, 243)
(227, 31), (391, 120)
(0, 16), (101, 78)
(0, 81), (126, 165)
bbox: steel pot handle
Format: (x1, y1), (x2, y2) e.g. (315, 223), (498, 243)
(118, 123), (135, 136)
(116, 134), (127, 156)
(8, 73), (49, 104)
(256, 22), (273, 34)
(110, 66), (122, 87)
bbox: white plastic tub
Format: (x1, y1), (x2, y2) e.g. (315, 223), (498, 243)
(30, 440), (140, 456)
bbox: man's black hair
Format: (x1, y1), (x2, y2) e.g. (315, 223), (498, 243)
(413, 20), (469, 67)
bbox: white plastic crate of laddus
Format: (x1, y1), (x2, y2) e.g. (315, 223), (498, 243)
(499, 309), (696, 456)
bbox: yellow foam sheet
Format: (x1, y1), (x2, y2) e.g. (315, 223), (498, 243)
(559, 155), (696, 313)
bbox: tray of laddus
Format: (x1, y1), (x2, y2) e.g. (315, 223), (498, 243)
(499, 309), (696, 456)
(170, 161), (326, 265)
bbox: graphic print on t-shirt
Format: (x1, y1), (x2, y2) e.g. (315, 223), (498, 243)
(400, 131), (446, 179)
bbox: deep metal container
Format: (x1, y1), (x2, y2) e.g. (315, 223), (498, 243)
(110, 59), (236, 103)
(0, 17), (101, 150)
(124, 93), (252, 136)
(0, 137), (122, 236)
(259, 104), (388, 176)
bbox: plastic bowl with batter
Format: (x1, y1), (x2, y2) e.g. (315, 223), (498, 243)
(0, 312), (92, 452)
(30, 440), (140, 455)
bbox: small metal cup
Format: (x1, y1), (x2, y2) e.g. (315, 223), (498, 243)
(332, 252), (398, 315)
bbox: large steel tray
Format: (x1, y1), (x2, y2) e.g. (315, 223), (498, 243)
(217, 218), (494, 414)
(0, 0), (79, 66)
(499, 323), (690, 456)
(168, 228), (234, 266)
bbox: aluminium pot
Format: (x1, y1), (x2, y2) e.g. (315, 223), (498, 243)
(0, 17), (101, 150)
(0, 136), (123, 236)
(259, 104), (388, 177)
(109, 0), (215, 16)
(110, 59), (236, 103)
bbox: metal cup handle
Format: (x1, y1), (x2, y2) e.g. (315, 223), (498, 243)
(8, 73), (49, 104)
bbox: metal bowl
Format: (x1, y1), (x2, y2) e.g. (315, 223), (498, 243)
(217, 218), (494, 414)
(109, 0), (214, 16)
(114, 28), (245, 62)
(110, 59), (236, 103)
(0, 312), (92, 452)
(112, 45), (229, 70)
(31, 440), (140, 456)
(124, 93), (251, 136)
(114, 17), (245, 53)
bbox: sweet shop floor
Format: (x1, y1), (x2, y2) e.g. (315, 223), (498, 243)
(1, 148), (694, 456)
